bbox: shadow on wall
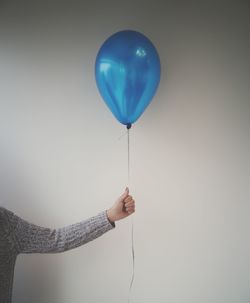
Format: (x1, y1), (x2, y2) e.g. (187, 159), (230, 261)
(0, 143), (62, 303)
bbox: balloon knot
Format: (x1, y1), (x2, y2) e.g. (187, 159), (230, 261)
(126, 123), (132, 129)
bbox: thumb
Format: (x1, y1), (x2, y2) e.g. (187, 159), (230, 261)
(120, 187), (129, 200)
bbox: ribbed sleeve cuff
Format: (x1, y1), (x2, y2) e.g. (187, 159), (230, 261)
(98, 210), (116, 230)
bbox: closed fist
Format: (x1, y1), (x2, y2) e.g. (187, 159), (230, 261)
(106, 187), (135, 223)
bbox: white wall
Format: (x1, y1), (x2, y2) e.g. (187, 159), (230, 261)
(0, 1), (250, 303)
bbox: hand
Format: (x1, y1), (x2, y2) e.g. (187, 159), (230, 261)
(106, 187), (135, 223)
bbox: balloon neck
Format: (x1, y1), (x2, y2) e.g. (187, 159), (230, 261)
(126, 123), (132, 129)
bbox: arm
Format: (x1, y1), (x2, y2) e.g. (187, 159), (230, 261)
(5, 209), (114, 254)
(4, 187), (135, 255)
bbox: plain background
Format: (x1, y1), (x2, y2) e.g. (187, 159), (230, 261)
(0, 1), (250, 302)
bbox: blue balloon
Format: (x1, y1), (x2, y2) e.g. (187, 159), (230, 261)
(95, 30), (161, 129)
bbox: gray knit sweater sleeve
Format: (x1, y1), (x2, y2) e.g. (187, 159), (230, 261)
(4, 208), (115, 254)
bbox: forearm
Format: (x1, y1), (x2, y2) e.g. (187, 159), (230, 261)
(5, 209), (115, 254)
(43, 210), (115, 253)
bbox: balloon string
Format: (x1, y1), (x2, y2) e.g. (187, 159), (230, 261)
(127, 127), (135, 303)
(118, 129), (127, 140)
(127, 127), (130, 187)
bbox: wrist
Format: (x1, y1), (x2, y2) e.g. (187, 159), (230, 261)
(106, 209), (115, 225)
